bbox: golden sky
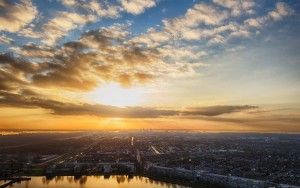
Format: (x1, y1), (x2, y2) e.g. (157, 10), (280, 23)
(0, 0), (299, 132)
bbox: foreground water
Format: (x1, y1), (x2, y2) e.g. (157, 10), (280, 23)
(0, 176), (189, 188)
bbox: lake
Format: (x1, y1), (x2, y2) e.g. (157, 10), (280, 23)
(0, 176), (189, 188)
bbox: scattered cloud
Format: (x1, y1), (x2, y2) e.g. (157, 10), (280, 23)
(162, 3), (229, 40)
(42, 12), (96, 45)
(120, 0), (156, 15)
(244, 18), (261, 28)
(60, 0), (121, 18)
(60, 0), (77, 7)
(0, 0), (297, 131)
(213, 0), (255, 16)
(0, 0), (38, 32)
(0, 34), (14, 45)
(12, 44), (54, 58)
(244, 2), (293, 30)
(268, 2), (293, 21)
(60, 0), (156, 17)
(0, 1), (294, 92)
(18, 27), (41, 39)
(134, 1), (293, 47)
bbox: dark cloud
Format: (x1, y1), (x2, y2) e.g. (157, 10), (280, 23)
(0, 53), (41, 74)
(31, 52), (101, 91)
(1, 89), (298, 132)
(185, 105), (258, 116)
(15, 44), (55, 58)
(0, 90), (177, 118)
(0, 25), (160, 92)
(0, 53), (33, 92)
(0, 90), (258, 118)
(19, 88), (39, 96)
(0, 69), (26, 91)
(0, 48), (258, 117)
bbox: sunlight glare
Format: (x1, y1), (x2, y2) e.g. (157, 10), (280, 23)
(88, 84), (145, 107)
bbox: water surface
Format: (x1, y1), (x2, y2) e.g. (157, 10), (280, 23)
(1, 176), (189, 188)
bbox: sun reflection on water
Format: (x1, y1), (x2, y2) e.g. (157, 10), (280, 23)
(9, 176), (188, 188)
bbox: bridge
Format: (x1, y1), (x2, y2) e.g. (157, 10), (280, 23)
(0, 177), (31, 188)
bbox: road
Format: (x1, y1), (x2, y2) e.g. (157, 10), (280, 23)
(150, 145), (161, 155)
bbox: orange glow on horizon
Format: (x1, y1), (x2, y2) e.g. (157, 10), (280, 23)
(0, 107), (299, 133)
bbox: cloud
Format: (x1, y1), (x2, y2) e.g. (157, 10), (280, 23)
(131, 3), (242, 56)
(132, 27), (170, 47)
(0, 69), (26, 91)
(80, 24), (130, 49)
(0, 90), (258, 118)
(0, 49), (257, 117)
(133, 2), (233, 45)
(0, 90), (176, 118)
(244, 18), (261, 28)
(0, 25), (162, 91)
(18, 27), (42, 39)
(60, 0), (120, 18)
(0, 53), (39, 91)
(0, 1), (294, 94)
(185, 105), (258, 116)
(42, 12), (96, 45)
(163, 3), (228, 36)
(244, 2), (293, 29)
(158, 45), (207, 61)
(0, 34), (14, 45)
(0, 0), (38, 32)
(0, 1), (297, 132)
(1, 88), (298, 132)
(213, 0), (255, 16)
(1, 1), (293, 93)
(134, 1), (293, 49)
(92, 3), (120, 18)
(268, 2), (293, 21)
(60, 0), (77, 7)
(12, 44), (54, 58)
(229, 28), (251, 38)
(0, 53), (40, 77)
(30, 51), (102, 91)
(225, 1), (294, 44)
(120, 0), (156, 15)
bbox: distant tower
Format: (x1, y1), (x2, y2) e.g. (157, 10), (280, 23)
(136, 149), (141, 164)
(131, 136), (134, 146)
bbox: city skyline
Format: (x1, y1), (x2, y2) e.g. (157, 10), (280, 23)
(0, 0), (299, 132)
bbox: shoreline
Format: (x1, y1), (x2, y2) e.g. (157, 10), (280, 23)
(1, 174), (223, 188)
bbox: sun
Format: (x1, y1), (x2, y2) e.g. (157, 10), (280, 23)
(87, 83), (146, 107)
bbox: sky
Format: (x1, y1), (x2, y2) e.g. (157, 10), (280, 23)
(0, 0), (299, 132)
